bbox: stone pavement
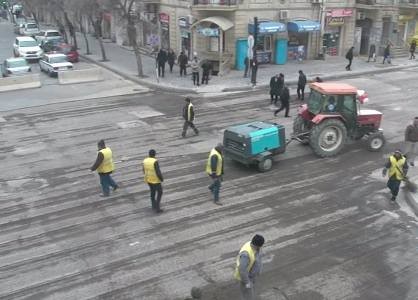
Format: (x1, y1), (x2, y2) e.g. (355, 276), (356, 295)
(76, 32), (418, 94)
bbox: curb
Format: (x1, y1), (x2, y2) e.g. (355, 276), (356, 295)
(80, 54), (198, 94)
(81, 53), (418, 95)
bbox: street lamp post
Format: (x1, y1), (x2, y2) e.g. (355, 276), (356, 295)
(251, 16), (258, 86)
(318, 0), (327, 60)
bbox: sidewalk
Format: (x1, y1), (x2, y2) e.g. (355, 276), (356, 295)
(76, 32), (418, 94)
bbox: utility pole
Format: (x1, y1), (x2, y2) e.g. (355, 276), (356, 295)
(251, 16), (258, 86)
(318, 0), (327, 60)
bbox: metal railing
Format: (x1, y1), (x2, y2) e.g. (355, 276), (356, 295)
(193, 0), (237, 5)
(356, 0), (395, 4)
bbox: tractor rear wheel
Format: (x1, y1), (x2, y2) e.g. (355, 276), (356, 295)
(257, 156), (273, 172)
(293, 115), (310, 145)
(365, 132), (385, 152)
(310, 119), (347, 157)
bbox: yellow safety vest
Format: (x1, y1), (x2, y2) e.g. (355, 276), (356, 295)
(234, 241), (256, 281)
(388, 155), (406, 180)
(187, 103), (193, 121)
(206, 148), (222, 176)
(97, 147), (114, 174)
(143, 157), (161, 184)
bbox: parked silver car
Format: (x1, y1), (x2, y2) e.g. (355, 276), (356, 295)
(1, 57), (31, 77)
(20, 23), (40, 36)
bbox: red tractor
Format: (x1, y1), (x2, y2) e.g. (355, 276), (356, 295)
(293, 82), (385, 157)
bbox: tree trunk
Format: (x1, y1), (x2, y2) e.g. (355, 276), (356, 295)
(79, 17), (90, 55)
(127, 21), (143, 77)
(89, 16), (108, 61)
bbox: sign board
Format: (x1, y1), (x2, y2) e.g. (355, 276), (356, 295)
(178, 17), (188, 28)
(327, 8), (353, 18)
(197, 27), (219, 37)
(327, 17), (344, 27)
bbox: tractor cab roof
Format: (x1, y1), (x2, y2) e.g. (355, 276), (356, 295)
(309, 82), (358, 95)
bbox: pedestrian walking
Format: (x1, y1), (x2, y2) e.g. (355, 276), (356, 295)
(367, 44), (376, 62)
(409, 40), (416, 60)
(190, 54), (200, 86)
(297, 70), (307, 101)
(382, 150), (409, 202)
(156, 48), (167, 77)
(90, 140), (118, 197)
(274, 85), (290, 117)
(182, 97), (199, 138)
(143, 149), (164, 213)
(167, 49), (176, 73)
(234, 234), (265, 300)
(405, 116), (418, 166)
(178, 51), (188, 77)
(269, 74), (280, 105)
(250, 58), (258, 86)
(383, 44), (391, 64)
(201, 60), (212, 85)
(206, 144), (224, 205)
(345, 46), (354, 71)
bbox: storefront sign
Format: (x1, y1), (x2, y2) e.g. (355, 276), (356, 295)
(197, 27), (219, 37)
(159, 13), (169, 23)
(327, 17), (344, 27)
(327, 8), (353, 18)
(178, 17), (188, 28)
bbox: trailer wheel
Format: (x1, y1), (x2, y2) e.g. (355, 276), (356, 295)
(257, 157), (273, 172)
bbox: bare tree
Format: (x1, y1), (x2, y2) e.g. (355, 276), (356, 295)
(110, 0), (144, 77)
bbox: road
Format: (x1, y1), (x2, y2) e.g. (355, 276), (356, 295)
(0, 22), (146, 111)
(1, 64), (418, 300)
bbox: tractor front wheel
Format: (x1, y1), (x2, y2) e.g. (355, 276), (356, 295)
(310, 119), (347, 157)
(257, 156), (273, 172)
(365, 132), (385, 152)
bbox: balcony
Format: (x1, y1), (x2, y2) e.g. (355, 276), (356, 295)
(356, 0), (395, 5)
(192, 0), (238, 11)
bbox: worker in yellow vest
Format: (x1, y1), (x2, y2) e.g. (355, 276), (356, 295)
(182, 97), (199, 138)
(382, 150), (409, 202)
(143, 149), (164, 213)
(234, 234), (265, 300)
(206, 144), (224, 205)
(90, 140), (118, 197)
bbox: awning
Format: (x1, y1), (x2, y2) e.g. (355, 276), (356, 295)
(287, 20), (320, 32)
(248, 21), (286, 34)
(190, 16), (234, 31)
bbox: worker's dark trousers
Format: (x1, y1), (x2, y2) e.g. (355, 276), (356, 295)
(182, 121), (199, 137)
(209, 177), (221, 202)
(99, 173), (117, 196)
(387, 177), (401, 197)
(274, 101), (289, 117)
(297, 85), (305, 100)
(148, 183), (163, 211)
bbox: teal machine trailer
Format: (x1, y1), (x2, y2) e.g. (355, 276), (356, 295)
(223, 121), (286, 172)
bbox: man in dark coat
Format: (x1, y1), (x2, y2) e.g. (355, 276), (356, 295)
(367, 44), (376, 62)
(383, 44), (391, 64)
(274, 85), (290, 117)
(297, 70), (307, 101)
(178, 51), (188, 77)
(345, 46), (354, 71)
(201, 60), (212, 85)
(409, 40), (416, 60)
(182, 97), (199, 138)
(269, 74), (280, 105)
(167, 49), (176, 73)
(156, 48), (167, 77)
(250, 57), (258, 86)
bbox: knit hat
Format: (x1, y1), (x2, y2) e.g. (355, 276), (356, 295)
(251, 234), (265, 247)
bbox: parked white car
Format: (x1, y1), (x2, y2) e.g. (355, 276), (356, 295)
(13, 36), (43, 60)
(20, 23), (40, 36)
(39, 53), (73, 77)
(35, 30), (62, 45)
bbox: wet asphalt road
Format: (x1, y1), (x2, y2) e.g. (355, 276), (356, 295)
(1, 68), (418, 300)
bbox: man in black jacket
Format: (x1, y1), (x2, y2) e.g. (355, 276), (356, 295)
(274, 85), (290, 117)
(297, 70), (307, 101)
(269, 74), (280, 105)
(201, 60), (212, 85)
(178, 51), (188, 77)
(182, 98), (199, 138)
(156, 48), (167, 77)
(345, 46), (354, 71)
